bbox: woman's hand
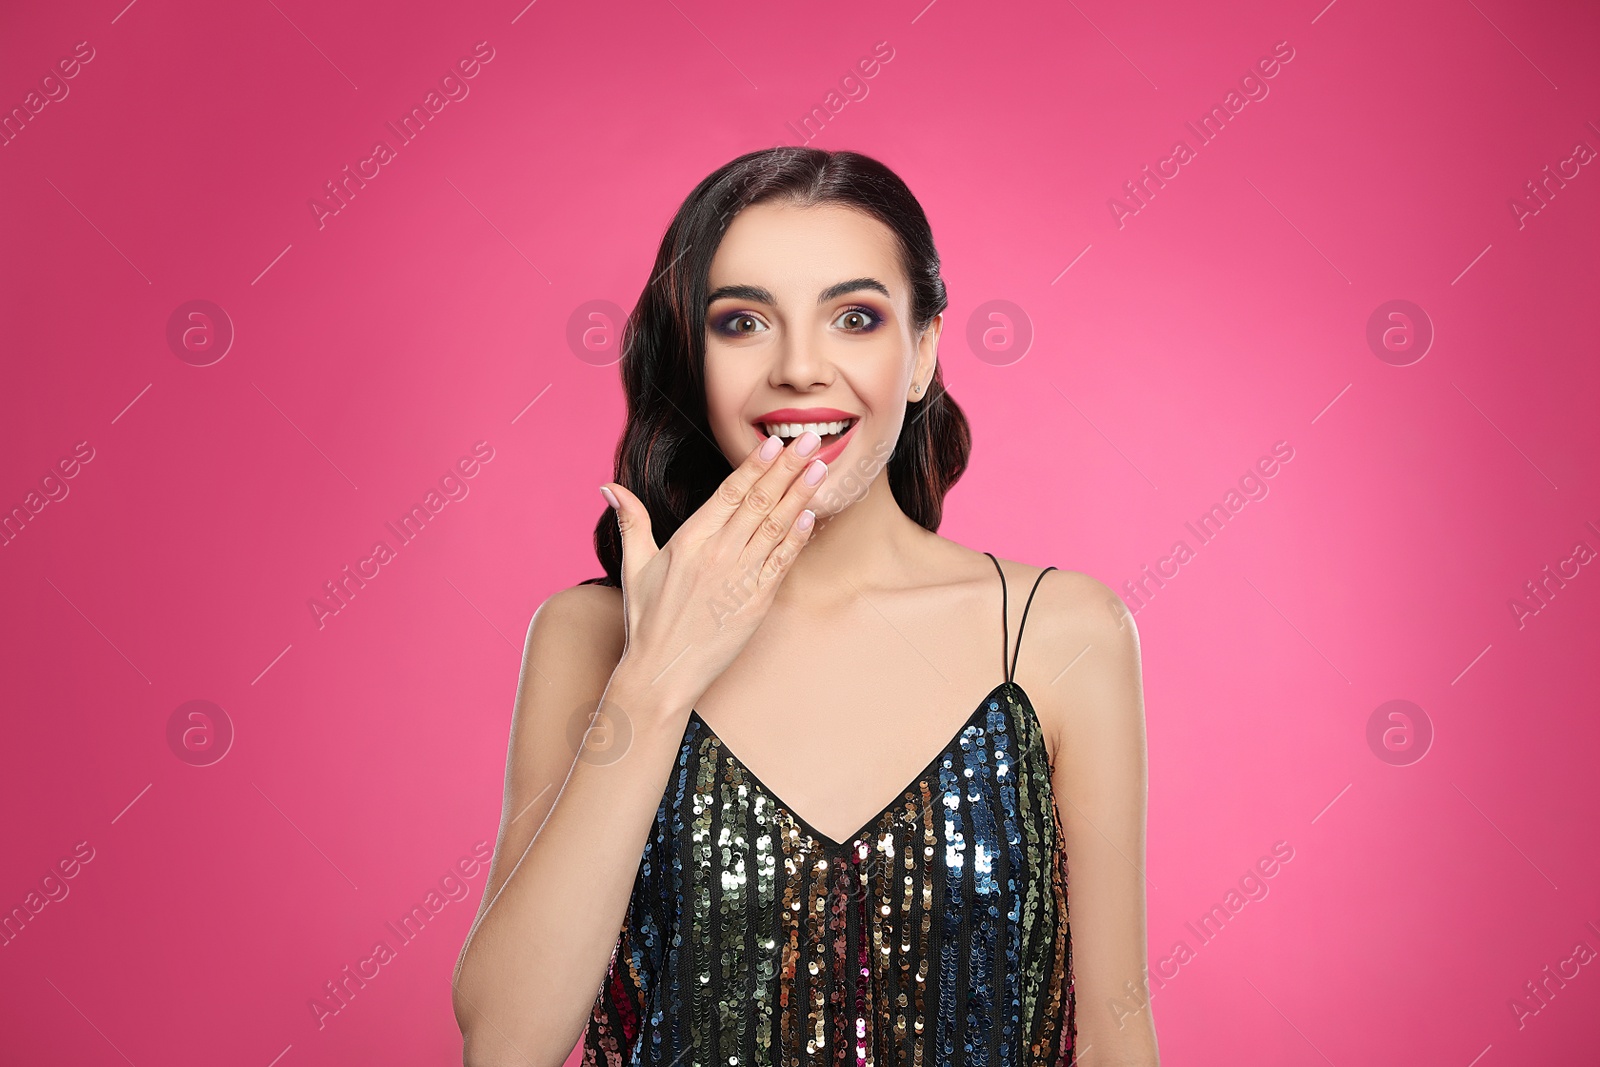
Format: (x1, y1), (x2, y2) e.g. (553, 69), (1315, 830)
(600, 430), (827, 717)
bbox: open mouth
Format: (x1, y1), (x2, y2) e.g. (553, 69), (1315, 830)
(755, 417), (858, 449)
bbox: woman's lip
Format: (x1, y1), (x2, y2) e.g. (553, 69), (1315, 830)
(755, 407), (858, 423)
(754, 418), (861, 469)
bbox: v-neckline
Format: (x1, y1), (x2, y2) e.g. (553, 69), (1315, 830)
(686, 679), (1029, 851)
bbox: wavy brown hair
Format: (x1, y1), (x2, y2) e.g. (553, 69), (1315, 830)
(582, 147), (971, 588)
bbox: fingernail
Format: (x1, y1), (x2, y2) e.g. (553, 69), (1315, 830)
(796, 431), (821, 456)
(797, 509), (815, 531)
(599, 485), (619, 509)
(760, 434), (783, 461)
(804, 459), (827, 486)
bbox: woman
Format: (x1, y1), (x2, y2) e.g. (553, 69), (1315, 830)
(453, 147), (1158, 1066)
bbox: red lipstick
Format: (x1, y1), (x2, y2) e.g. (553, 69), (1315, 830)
(751, 408), (862, 468)
(754, 407), (857, 424)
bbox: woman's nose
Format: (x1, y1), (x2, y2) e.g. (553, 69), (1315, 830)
(771, 336), (830, 389)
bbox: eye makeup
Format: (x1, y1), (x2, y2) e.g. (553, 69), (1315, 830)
(710, 304), (885, 338)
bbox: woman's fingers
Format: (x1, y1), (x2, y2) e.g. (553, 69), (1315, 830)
(600, 481), (655, 588)
(593, 433), (824, 711)
(720, 431), (825, 551)
(741, 450), (825, 572)
(604, 429), (823, 610)
(688, 435), (787, 537)
(758, 505), (816, 589)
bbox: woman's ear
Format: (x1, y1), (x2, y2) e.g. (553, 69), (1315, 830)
(912, 313), (942, 397)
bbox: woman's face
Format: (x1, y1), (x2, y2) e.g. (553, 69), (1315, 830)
(702, 200), (941, 514)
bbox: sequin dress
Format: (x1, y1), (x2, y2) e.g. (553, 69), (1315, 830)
(584, 553), (1075, 1066)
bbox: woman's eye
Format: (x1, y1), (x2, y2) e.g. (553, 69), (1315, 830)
(715, 313), (766, 336)
(835, 306), (881, 332)
(712, 307), (881, 336)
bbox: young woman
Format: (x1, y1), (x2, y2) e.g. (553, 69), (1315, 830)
(453, 148), (1158, 1067)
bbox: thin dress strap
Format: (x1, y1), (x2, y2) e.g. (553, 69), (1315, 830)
(984, 552), (1058, 685)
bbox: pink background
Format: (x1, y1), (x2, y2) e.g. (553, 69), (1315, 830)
(3, 0), (1597, 1063)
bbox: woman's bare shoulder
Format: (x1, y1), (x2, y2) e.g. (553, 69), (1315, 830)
(979, 554), (1143, 757)
(536, 580), (624, 624)
(960, 548), (1110, 613)
(520, 581), (627, 686)
(978, 552), (1124, 628)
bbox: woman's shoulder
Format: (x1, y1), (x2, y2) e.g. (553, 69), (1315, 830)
(542, 579), (623, 615)
(973, 549), (1126, 628)
(975, 551), (1143, 756)
(987, 554), (1138, 661)
(520, 581), (626, 670)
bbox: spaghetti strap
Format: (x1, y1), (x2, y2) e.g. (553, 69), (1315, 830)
(984, 552), (1009, 683)
(1013, 563), (1057, 683)
(984, 551), (1058, 685)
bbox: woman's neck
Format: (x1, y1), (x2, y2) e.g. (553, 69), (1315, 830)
(774, 468), (939, 608)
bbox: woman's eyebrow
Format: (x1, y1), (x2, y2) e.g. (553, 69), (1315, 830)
(819, 277), (890, 304)
(706, 277), (891, 309)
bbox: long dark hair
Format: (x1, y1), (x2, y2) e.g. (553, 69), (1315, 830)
(582, 147), (971, 588)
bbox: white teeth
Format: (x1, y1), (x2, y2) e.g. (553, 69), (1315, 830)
(762, 418), (854, 439)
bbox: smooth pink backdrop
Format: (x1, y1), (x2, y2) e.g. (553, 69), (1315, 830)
(3, 0), (1597, 1063)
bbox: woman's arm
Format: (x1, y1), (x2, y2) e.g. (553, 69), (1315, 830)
(451, 585), (691, 1067)
(1040, 572), (1160, 1066)
(452, 438), (825, 1067)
